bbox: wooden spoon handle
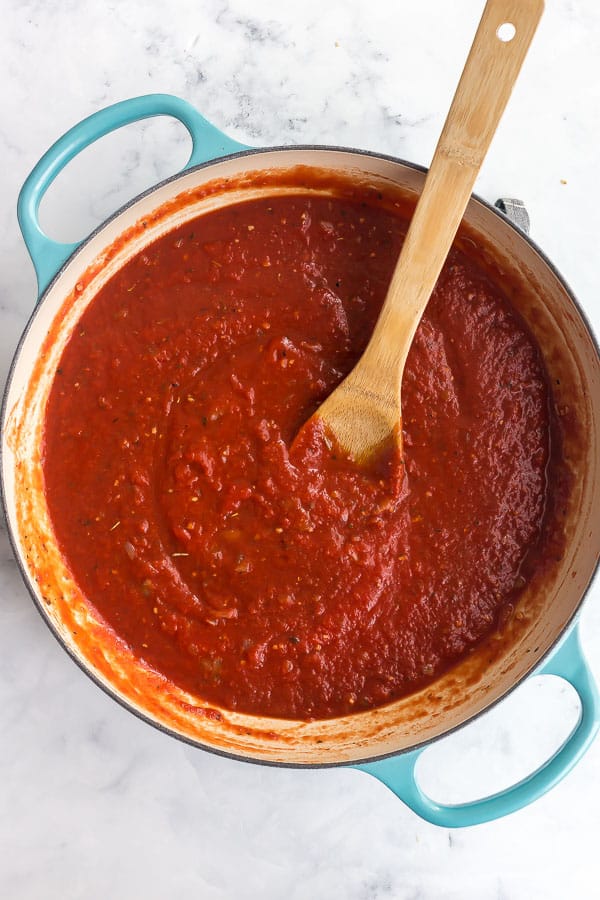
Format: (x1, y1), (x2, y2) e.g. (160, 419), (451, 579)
(370, 0), (544, 373)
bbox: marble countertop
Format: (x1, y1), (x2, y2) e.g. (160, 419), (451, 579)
(1, 1), (599, 897)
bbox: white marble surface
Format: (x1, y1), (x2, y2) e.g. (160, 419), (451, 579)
(1, 1), (600, 897)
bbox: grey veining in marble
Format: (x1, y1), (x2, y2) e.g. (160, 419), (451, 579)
(1, 1), (599, 898)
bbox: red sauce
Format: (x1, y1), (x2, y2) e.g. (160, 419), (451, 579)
(43, 188), (558, 720)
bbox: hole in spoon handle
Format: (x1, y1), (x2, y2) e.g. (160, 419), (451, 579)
(496, 22), (517, 41)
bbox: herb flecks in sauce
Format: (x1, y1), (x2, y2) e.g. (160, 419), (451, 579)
(44, 191), (557, 720)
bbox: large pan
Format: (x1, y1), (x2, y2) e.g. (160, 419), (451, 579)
(3, 94), (599, 827)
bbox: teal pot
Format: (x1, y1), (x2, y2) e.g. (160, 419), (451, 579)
(3, 95), (599, 827)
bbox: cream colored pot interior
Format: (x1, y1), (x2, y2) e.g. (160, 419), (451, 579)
(3, 149), (599, 764)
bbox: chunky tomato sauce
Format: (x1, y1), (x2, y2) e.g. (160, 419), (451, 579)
(43, 186), (558, 720)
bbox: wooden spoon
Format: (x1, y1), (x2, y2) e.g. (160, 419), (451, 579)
(309, 0), (544, 462)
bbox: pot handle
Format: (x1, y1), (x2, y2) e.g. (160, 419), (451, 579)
(17, 93), (250, 298)
(356, 625), (599, 827)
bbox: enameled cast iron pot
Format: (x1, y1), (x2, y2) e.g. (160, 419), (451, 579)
(4, 95), (600, 827)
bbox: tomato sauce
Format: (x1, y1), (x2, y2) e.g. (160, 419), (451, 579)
(43, 187), (559, 720)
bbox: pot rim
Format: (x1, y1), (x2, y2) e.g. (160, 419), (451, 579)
(3, 143), (599, 768)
